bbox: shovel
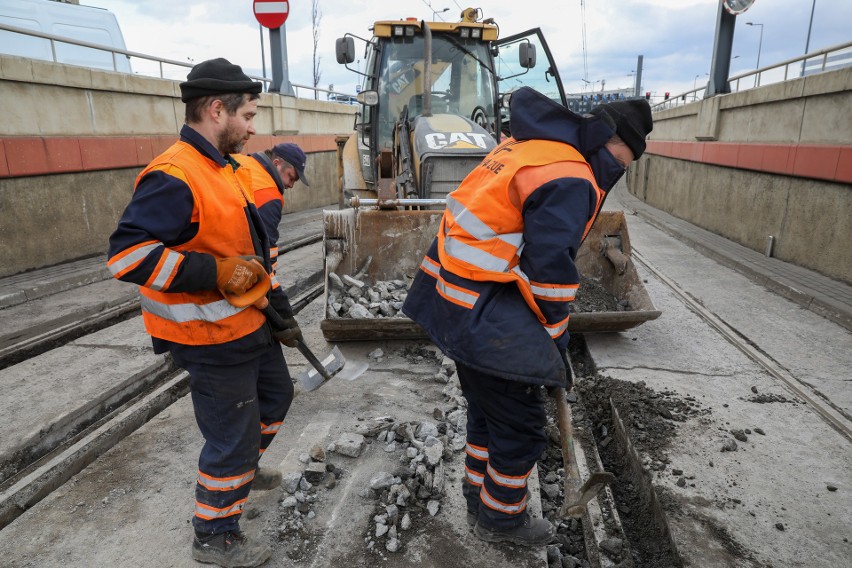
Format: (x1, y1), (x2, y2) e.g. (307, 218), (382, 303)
(551, 352), (615, 519)
(260, 304), (366, 392)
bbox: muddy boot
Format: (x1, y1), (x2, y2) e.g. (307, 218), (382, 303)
(192, 530), (272, 567)
(252, 467), (282, 491)
(474, 514), (556, 546)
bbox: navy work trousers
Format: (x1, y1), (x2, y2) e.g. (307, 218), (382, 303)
(457, 362), (548, 530)
(175, 341), (293, 535)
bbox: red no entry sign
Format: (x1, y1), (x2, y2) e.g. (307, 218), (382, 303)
(254, 0), (289, 29)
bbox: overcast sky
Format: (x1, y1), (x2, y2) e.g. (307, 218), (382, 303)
(83, 0), (851, 100)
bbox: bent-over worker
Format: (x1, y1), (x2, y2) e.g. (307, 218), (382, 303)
(402, 86), (653, 546)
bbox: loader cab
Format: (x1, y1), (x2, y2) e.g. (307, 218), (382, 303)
(336, 15), (566, 192)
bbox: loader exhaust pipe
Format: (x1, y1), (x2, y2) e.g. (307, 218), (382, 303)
(422, 20), (432, 117)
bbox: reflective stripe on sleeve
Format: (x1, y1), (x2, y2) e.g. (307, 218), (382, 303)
(108, 241), (161, 277)
(530, 281), (578, 301)
(544, 315), (570, 339)
(261, 421), (281, 435)
(149, 249), (183, 291)
(486, 463), (532, 489)
(141, 296), (245, 323)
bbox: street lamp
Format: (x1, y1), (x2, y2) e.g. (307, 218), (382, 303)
(432, 7), (450, 19)
(745, 22), (764, 69)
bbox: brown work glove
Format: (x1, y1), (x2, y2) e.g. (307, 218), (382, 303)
(215, 256), (270, 307)
(273, 316), (303, 347)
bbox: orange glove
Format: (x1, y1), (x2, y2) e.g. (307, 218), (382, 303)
(215, 256), (270, 308)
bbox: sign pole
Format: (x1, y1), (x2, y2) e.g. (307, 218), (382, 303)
(269, 24), (294, 95)
(253, 0), (292, 95)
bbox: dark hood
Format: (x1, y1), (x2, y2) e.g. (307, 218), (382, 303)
(507, 86), (626, 191)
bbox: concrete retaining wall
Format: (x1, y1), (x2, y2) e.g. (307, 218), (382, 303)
(630, 66), (852, 285)
(0, 55), (357, 277)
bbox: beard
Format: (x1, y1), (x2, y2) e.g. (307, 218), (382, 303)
(217, 121), (246, 155)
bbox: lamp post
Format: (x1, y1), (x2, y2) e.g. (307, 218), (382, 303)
(802, 0), (816, 77)
(745, 22), (763, 69)
(431, 7), (449, 19)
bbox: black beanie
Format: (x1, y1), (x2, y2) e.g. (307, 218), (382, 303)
(590, 99), (653, 159)
(179, 58), (262, 102)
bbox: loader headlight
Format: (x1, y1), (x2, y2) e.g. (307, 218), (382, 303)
(459, 27), (470, 39)
(471, 28), (481, 39)
(393, 26), (405, 37)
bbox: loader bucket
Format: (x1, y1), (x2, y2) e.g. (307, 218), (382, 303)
(320, 208), (660, 341)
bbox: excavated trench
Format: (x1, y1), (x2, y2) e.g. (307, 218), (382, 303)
(565, 334), (687, 568)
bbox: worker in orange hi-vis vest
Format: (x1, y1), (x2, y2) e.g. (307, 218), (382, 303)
(107, 58), (299, 568)
(403, 86), (653, 547)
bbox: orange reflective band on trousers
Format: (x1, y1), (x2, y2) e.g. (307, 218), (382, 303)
(194, 497), (248, 521)
(480, 484), (528, 515)
(196, 469), (255, 492)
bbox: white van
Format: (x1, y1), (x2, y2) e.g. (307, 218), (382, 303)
(0, 0), (131, 73)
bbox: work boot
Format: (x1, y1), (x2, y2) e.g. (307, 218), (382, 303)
(474, 514), (556, 546)
(252, 467), (282, 490)
(192, 530), (271, 568)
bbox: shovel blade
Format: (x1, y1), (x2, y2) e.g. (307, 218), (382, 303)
(297, 345), (346, 392)
(559, 471), (616, 519)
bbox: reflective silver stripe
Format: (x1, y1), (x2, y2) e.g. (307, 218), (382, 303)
(108, 242), (161, 275)
(436, 278), (478, 308)
(197, 470), (255, 491)
(465, 468), (484, 485)
(545, 318), (570, 338)
(487, 463), (529, 488)
(446, 195), (523, 249)
(480, 486), (527, 514)
(511, 266), (529, 283)
(530, 283), (577, 300)
(466, 443), (489, 460)
(420, 257), (440, 278)
(261, 422), (281, 435)
(195, 499), (246, 519)
(445, 236), (510, 273)
(270, 274), (280, 288)
(150, 249), (183, 291)
(141, 296), (244, 323)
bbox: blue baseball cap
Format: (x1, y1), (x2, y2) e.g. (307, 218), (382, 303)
(272, 143), (310, 186)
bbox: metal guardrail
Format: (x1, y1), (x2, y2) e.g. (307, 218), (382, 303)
(0, 22), (356, 102)
(652, 40), (852, 111)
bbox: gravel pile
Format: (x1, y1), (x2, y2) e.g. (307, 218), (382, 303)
(326, 273), (410, 319)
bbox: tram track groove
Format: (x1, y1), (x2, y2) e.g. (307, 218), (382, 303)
(633, 248), (852, 443)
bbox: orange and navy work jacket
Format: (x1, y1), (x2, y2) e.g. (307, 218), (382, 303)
(403, 132), (614, 386)
(107, 126), (270, 346)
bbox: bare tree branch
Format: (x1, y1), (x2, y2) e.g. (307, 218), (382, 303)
(312, 0), (322, 99)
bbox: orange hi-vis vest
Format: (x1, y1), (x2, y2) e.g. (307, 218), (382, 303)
(136, 141), (266, 345)
(436, 137), (606, 333)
